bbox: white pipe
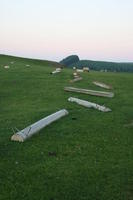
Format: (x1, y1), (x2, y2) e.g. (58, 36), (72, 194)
(70, 77), (83, 83)
(76, 69), (83, 73)
(64, 87), (114, 98)
(93, 81), (112, 89)
(11, 109), (69, 142)
(51, 70), (61, 74)
(68, 97), (111, 112)
(51, 68), (61, 74)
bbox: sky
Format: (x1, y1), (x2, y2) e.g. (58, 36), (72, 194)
(1, 0), (133, 62)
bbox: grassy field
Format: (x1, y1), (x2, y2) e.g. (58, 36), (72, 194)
(0, 55), (133, 200)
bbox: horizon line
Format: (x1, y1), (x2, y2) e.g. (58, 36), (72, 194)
(0, 53), (133, 64)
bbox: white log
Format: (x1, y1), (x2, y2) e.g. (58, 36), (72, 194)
(51, 71), (60, 74)
(73, 72), (78, 76)
(51, 68), (61, 74)
(56, 68), (61, 71)
(68, 97), (111, 112)
(11, 109), (69, 142)
(51, 70), (61, 74)
(93, 81), (112, 89)
(70, 77), (83, 83)
(76, 69), (83, 73)
(64, 87), (114, 98)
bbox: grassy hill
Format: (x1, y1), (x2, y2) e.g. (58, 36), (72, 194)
(0, 55), (133, 200)
(0, 54), (63, 69)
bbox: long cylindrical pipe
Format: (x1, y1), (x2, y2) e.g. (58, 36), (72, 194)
(68, 97), (111, 112)
(11, 109), (69, 142)
(64, 87), (114, 98)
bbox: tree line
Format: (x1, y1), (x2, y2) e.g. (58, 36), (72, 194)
(60, 55), (133, 72)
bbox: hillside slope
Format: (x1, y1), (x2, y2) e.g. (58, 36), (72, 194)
(0, 54), (63, 68)
(0, 55), (133, 200)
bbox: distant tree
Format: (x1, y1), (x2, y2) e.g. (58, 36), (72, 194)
(69, 60), (133, 73)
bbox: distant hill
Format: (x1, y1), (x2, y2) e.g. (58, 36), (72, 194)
(60, 55), (80, 67)
(60, 55), (133, 72)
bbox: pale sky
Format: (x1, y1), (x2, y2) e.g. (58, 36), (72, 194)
(1, 0), (133, 62)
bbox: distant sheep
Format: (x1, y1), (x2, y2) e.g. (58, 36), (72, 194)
(83, 67), (90, 72)
(4, 66), (10, 69)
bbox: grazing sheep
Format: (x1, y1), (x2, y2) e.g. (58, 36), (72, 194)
(83, 67), (90, 72)
(4, 66), (10, 69)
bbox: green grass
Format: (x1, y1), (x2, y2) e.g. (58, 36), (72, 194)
(0, 55), (133, 200)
